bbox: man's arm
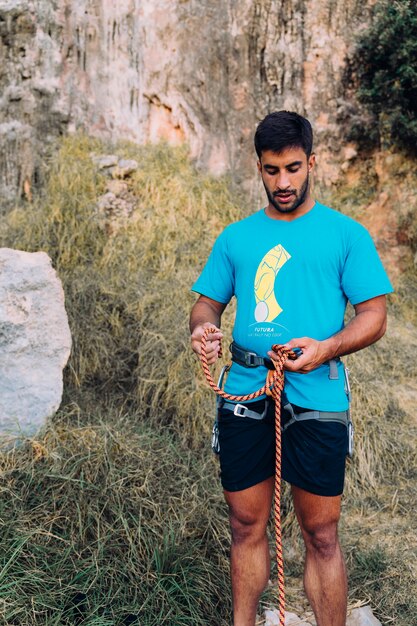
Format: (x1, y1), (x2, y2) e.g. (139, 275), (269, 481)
(190, 295), (227, 365)
(272, 295), (387, 374)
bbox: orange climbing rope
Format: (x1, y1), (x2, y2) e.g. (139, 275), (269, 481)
(200, 327), (298, 626)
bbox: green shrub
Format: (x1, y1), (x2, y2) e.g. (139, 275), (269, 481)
(345, 0), (417, 154)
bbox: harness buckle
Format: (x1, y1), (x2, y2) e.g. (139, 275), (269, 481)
(244, 351), (260, 367)
(231, 402), (269, 420)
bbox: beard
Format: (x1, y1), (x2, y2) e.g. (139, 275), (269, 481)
(265, 173), (309, 214)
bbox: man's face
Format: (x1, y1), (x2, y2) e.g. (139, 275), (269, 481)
(257, 147), (315, 215)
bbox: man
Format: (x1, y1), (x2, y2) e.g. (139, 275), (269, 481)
(189, 111), (393, 626)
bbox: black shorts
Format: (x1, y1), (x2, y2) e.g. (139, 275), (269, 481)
(218, 397), (348, 497)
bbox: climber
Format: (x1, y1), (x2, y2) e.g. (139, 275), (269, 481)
(189, 111), (393, 626)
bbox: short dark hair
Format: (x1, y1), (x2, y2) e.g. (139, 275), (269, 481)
(254, 111), (313, 158)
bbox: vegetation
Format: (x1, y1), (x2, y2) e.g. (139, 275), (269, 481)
(345, 0), (417, 154)
(0, 137), (416, 624)
(1, 137), (241, 445)
(0, 411), (231, 625)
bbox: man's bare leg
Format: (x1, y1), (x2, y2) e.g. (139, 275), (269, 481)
(224, 477), (274, 626)
(292, 485), (347, 626)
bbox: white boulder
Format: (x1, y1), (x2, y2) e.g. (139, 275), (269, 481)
(264, 610), (313, 626)
(263, 605), (381, 626)
(347, 606), (382, 626)
(0, 249), (71, 440)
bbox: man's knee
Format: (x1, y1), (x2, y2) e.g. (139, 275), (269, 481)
(229, 508), (267, 545)
(302, 522), (340, 560)
(225, 478), (274, 546)
(292, 487), (342, 560)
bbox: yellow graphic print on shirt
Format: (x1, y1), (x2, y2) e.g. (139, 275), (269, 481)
(254, 244), (291, 322)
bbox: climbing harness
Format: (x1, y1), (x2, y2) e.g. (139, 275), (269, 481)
(200, 330), (355, 626)
(200, 327), (298, 626)
(230, 340), (354, 456)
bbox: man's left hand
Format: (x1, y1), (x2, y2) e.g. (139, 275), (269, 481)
(268, 337), (331, 374)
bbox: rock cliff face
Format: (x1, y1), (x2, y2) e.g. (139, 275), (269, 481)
(0, 0), (374, 204)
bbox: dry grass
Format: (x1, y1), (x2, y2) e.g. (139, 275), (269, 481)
(0, 136), (416, 625)
(2, 137), (242, 445)
(0, 407), (232, 625)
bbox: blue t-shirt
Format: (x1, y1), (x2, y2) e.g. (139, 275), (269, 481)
(192, 202), (393, 411)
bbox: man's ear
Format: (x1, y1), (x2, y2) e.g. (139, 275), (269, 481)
(257, 160), (262, 174)
(308, 153), (316, 172)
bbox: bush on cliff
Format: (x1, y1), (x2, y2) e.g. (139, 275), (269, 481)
(345, 0), (417, 154)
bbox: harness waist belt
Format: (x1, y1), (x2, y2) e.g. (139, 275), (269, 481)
(230, 341), (340, 379)
(230, 341), (275, 370)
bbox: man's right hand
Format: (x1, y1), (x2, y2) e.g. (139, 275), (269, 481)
(190, 322), (223, 365)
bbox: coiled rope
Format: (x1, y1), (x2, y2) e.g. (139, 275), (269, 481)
(200, 327), (298, 626)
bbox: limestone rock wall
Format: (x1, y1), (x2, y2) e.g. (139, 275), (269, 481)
(0, 0), (374, 204)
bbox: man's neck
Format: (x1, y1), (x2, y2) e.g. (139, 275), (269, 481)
(265, 195), (316, 222)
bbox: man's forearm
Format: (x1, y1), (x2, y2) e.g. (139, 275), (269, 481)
(281, 295), (387, 373)
(322, 300), (387, 360)
(189, 298), (223, 333)
(190, 296), (226, 364)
